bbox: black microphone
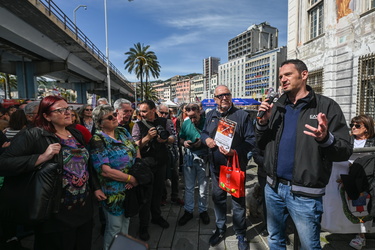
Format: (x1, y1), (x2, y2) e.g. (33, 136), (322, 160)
(257, 89), (279, 120)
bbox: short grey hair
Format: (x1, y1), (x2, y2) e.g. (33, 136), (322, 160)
(97, 97), (108, 105)
(158, 104), (168, 111)
(113, 98), (132, 110)
(24, 101), (40, 115)
(92, 104), (114, 129)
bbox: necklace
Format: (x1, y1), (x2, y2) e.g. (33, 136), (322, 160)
(56, 130), (72, 138)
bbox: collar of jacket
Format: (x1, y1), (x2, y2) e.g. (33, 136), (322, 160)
(215, 105), (238, 118)
(275, 85), (316, 109)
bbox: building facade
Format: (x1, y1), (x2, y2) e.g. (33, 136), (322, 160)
(203, 57), (220, 99)
(287, 0), (375, 120)
(218, 56), (247, 98)
(190, 74), (204, 102)
(228, 22), (278, 61)
(219, 47), (286, 100)
(244, 47), (287, 100)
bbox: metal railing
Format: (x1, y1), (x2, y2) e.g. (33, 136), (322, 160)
(34, 0), (133, 89)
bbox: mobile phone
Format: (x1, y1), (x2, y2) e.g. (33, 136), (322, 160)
(188, 138), (199, 145)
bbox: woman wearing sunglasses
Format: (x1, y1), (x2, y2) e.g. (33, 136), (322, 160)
(89, 105), (140, 250)
(78, 104), (96, 135)
(0, 96), (94, 250)
(322, 114), (375, 250)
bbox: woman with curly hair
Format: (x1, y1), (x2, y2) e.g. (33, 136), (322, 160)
(89, 104), (140, 250)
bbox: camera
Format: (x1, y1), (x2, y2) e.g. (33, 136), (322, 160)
(156, 125), (169, 140)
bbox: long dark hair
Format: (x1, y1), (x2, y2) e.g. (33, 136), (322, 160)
(34, 96), (66, 133)
(9, 110), (27, 130)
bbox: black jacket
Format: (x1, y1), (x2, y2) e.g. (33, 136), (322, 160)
(0, 127), (84, 176)
(342, 154), (375, 217)
(201, 106), (256, 173)
(256, 87), (352, 197)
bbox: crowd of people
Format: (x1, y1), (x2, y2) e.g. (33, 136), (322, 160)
(0, 58), (374, 250)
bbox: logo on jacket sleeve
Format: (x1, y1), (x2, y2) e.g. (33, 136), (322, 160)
(310, 114), (318, 119)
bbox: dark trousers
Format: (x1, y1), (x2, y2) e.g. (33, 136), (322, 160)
(258, 175), (267, 228)
(211, 168), (247, 236)
(162, 160), (179, 200)
(34, 219), (93, 250)
(139, 162), (167, 228)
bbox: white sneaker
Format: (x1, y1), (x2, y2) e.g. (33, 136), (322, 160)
(349, 235), (366, 250)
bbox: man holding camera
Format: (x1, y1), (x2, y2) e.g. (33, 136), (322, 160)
(132, 100), (176, 241)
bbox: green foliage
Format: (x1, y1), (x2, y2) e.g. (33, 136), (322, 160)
(124, 42), (161, 101)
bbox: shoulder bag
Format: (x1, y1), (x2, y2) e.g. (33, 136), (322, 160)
(0, 136), (63, 225)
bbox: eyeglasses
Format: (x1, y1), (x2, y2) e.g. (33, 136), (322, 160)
(102, 113), (118, 121)
(214, 93), (232, 99)
(350, 123), (362, 129)
(122, 109), (133, 113)
(50, 106), (73, 114)
(160, 112), (169, 116)
(185, 107), (198, 112)
(85, 108), (93, 111)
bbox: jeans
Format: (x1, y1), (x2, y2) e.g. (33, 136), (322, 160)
(103, 209), (130, 250)
(211, 166), (246, 236)
(265, 183), (323, 250)
(183, 151), (209, 213)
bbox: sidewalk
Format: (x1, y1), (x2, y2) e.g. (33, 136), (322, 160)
(19, 162), (375, 249)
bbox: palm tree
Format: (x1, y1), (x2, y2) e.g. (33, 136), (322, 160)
(124, 43), (161, 101)
(143, 84), (158, 102)
(0, 73), (17, 99)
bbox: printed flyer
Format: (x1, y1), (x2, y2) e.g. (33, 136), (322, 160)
(214, 118), (237, 151)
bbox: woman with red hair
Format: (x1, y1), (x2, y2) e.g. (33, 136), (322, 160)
(0, 96), (94, 250)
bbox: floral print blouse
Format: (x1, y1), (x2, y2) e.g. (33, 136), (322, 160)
(90, 127), (138, 216)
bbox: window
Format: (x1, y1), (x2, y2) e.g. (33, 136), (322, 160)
(357, 53), (375, 117)
(307, 69), (323, 95)
(308, 0), (324, 39)
(364, 0), (375, 11)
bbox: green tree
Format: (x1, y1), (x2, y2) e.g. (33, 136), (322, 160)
(143, 84), (158, 102)
(124, 43), (161, 101)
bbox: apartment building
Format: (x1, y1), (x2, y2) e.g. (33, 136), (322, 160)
(228, 22), (278, 61)
(203, 57), (220, 99)
(244, 47), (287, 100)
(190, 74), (204, 102)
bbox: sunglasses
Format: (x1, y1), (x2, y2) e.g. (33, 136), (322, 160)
(350, 123), (362, 129)
(102, 113), (118, 121)
(185, 107), (198, 112)
(50, 106), (73, 114)
(85, 108), (93, 111)
(214, 93), (231, 99)
(160, 112), (169, 116)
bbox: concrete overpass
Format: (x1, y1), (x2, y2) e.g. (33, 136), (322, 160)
(0, 0), (134, 103)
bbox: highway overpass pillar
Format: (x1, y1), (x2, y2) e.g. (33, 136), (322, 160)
(74, 82), (88, 104)
(16, 62), (37, 99)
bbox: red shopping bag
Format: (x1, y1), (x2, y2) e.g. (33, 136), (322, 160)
(219, 151), (245, 198)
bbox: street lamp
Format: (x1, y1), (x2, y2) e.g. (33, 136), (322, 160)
(73, 5), (87, 25)
(104, 0), (111, 105)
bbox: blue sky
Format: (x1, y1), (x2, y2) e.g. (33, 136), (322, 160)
(55, 0), (288, 82)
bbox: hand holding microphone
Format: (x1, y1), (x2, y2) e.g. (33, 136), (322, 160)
(257, 88), (279, 123)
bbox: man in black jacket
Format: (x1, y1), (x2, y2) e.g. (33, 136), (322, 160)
(131, 100), (176, 241)
(256, 59), (352, 249)
(201, 85), (255, 250)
